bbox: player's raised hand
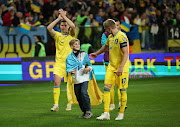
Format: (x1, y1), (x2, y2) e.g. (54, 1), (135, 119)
(89, 53), (97, 59)
(59, 9), (66, 18)
(58, 12), (63, 20)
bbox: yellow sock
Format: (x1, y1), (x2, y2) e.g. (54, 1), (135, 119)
(104, 86), (111, 113)
(110, 85), (115, 104)
(119, 89), (127, 113)
(53, 87), (60, 105)
(118, 88), (121, 102)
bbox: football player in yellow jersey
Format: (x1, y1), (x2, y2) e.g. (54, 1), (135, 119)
(90, 19), (129, 120)
(47, 9), (76, 112)
(109, 18), (128, 111)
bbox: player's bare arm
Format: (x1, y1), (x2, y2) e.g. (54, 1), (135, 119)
(89, 45), (109, 59)
(116, 46), (128, 76)
(47, 13), (63, 37)
(59, 9), (76, 35)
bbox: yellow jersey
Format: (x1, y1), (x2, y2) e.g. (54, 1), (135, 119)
(105, 31), (129, 72)
(53, 31), (75, 63)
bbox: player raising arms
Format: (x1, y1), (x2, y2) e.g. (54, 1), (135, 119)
(47, 9), (76, 111)
(90, 19), (129, 120)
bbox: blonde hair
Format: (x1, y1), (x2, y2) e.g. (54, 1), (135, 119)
(103, 19), (116, 29)
(69, 38), (80, 46)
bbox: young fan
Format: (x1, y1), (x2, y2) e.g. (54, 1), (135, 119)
(66, 38), (93, 119)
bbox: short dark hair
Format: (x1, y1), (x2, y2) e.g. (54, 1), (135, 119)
(36, 35), (42, 42)
(59, 19), (67, 25)
(113, 18), (120, 24)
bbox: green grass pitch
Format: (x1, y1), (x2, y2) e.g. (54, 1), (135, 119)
(0, 76), (180, 127)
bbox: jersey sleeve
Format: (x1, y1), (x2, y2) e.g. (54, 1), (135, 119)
(119, 34), (128, 48)
(53, 31), (57, 39)
(53, 32), (61, 46)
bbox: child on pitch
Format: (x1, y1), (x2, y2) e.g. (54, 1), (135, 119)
(66, 38), (93, 119)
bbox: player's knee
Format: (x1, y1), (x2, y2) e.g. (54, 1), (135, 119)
(54, 80), (60, 86)
(105, 84), (112, 88)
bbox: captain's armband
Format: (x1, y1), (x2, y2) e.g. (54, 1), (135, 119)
(120, 42), (127, 48)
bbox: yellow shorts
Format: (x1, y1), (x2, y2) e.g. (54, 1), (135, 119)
(54, 61), (66, 78)
(104, 69), (129, 89)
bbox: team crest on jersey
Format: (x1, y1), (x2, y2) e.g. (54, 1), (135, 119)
(115, 39), (118, 45)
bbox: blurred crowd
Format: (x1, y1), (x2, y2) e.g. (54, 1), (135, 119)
(0, 0), (180, 51)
